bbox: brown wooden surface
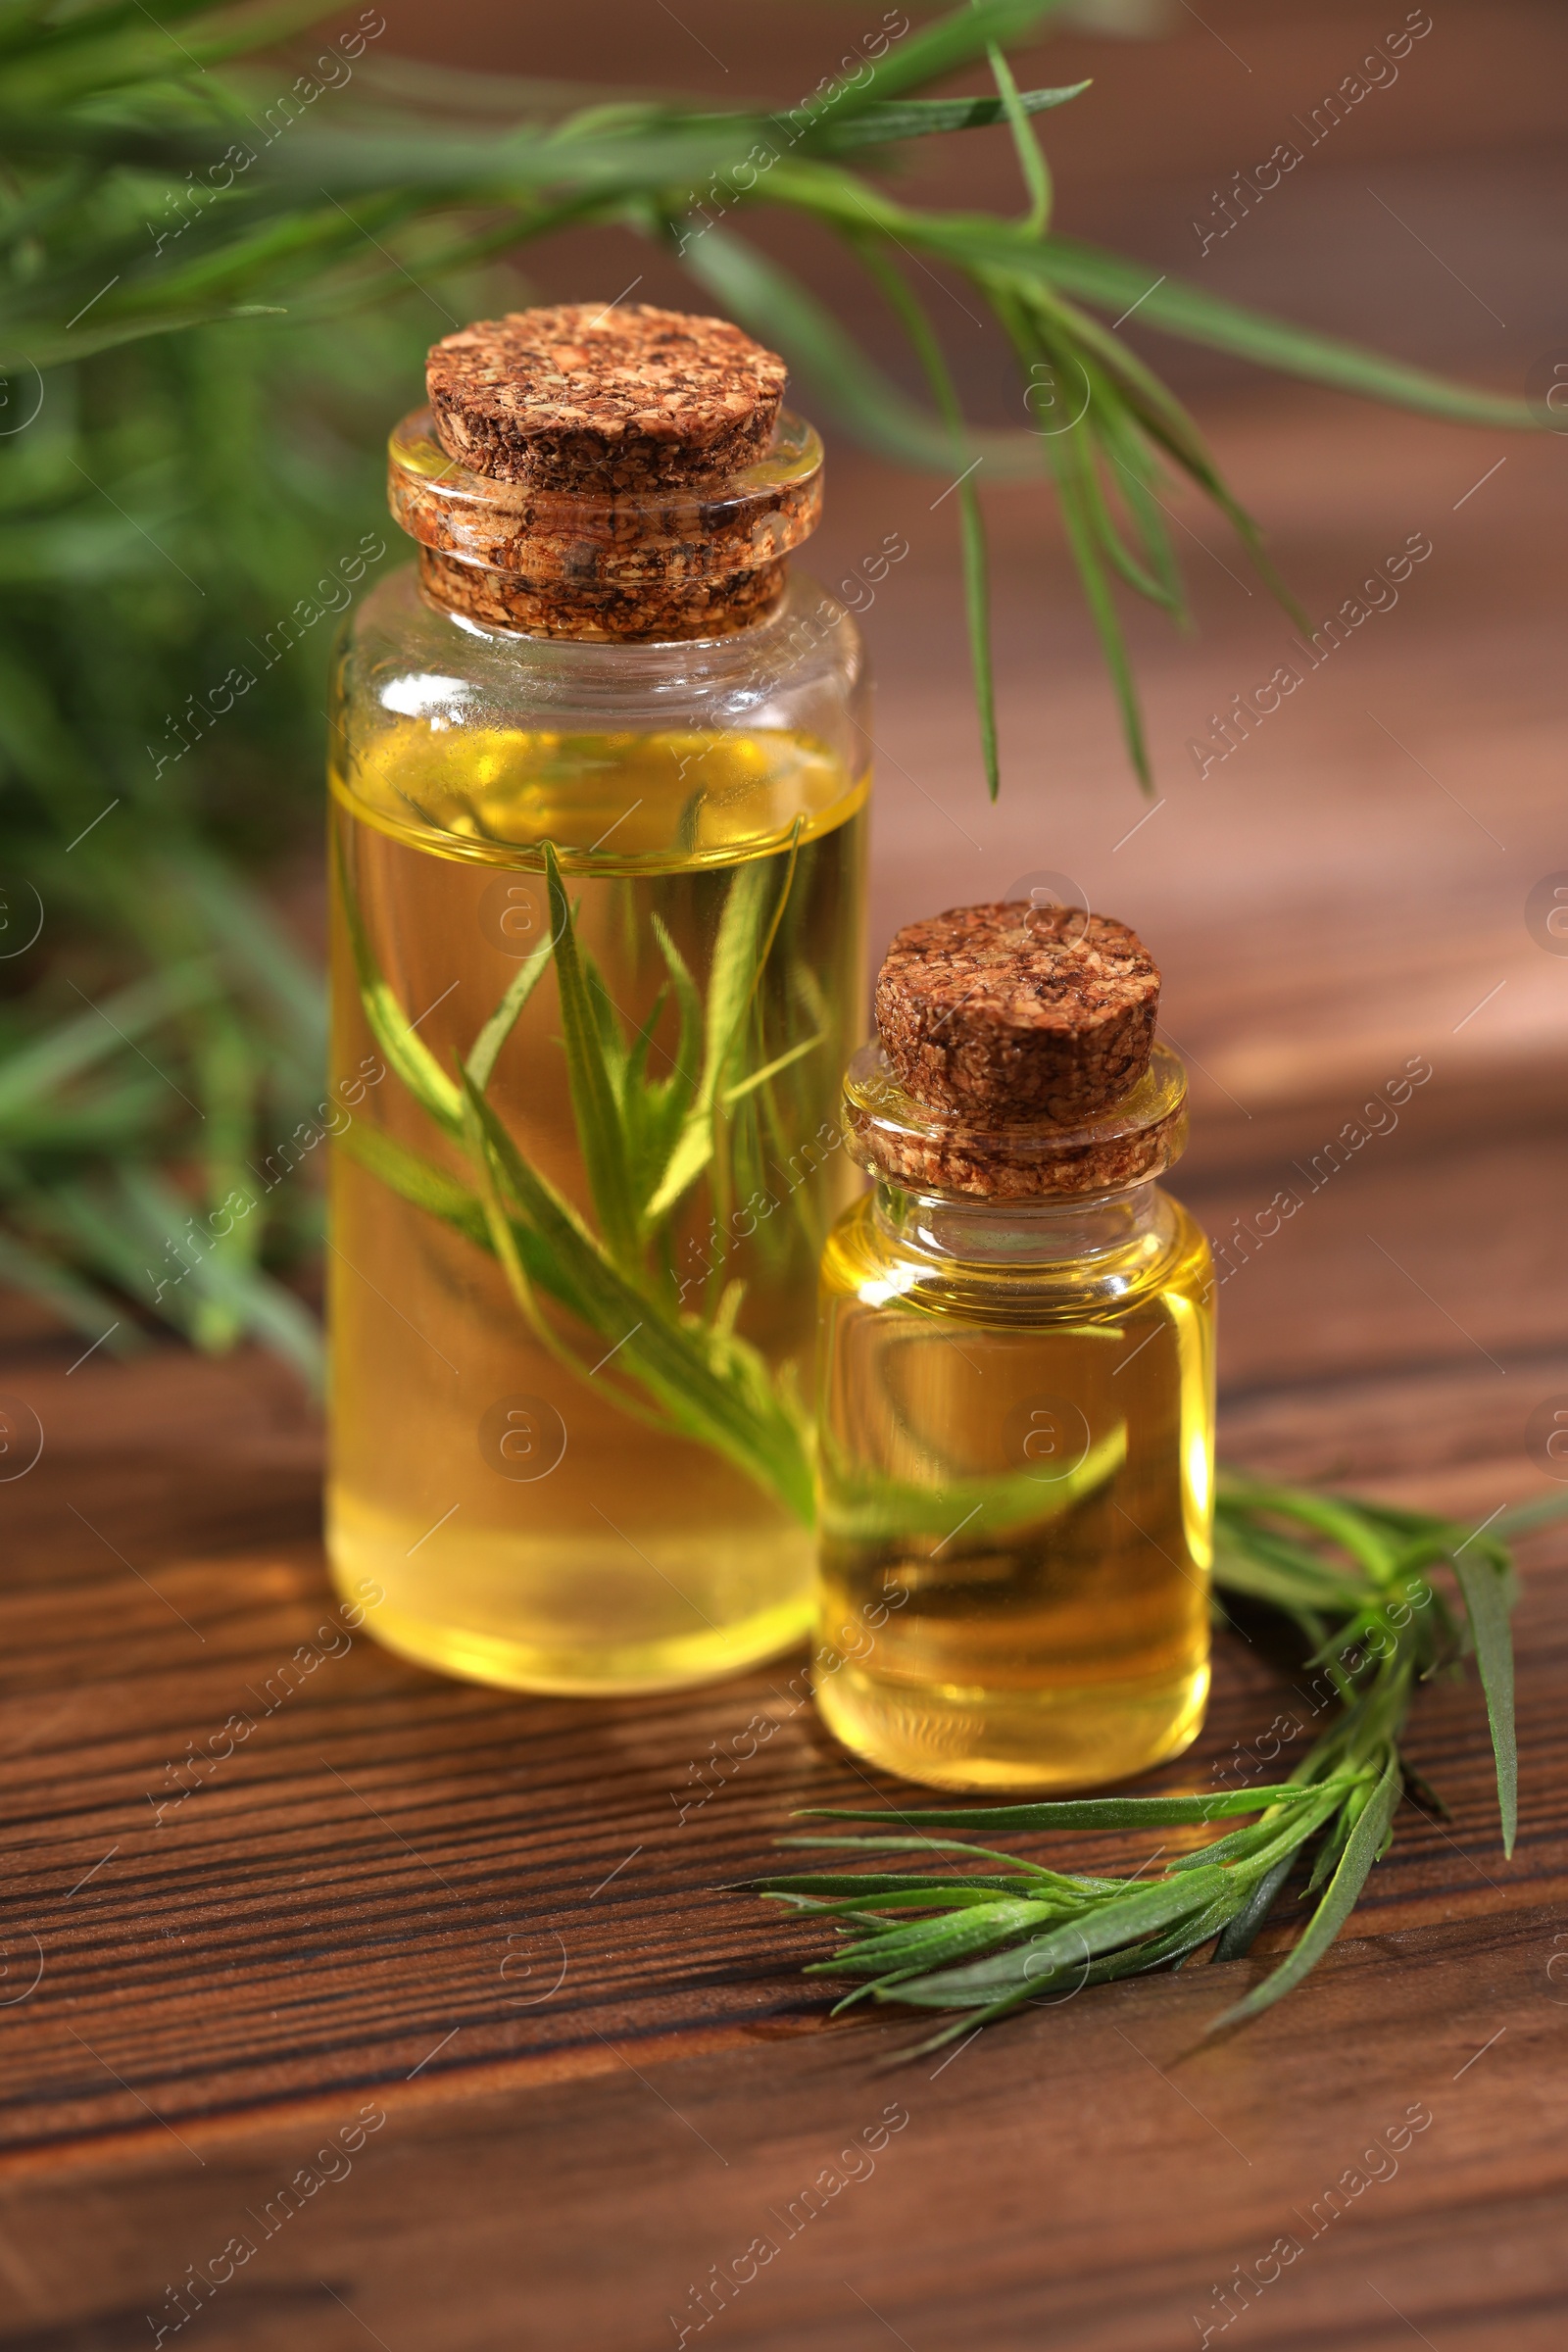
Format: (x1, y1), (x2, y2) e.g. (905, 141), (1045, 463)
(4, 2), (1568, 2343)
(3, 1102), (1567, 2349)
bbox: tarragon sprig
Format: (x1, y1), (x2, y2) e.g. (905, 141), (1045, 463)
(751, 1480), (1562, 2053)
(333, 833), (817, 1523)
(5, 1), (1543, 805)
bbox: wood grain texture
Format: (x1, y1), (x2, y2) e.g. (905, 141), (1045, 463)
(3, 4), (1568, 2340)
(2, 1229), (1563, 2180)
(5, 1906), (1568, 2352)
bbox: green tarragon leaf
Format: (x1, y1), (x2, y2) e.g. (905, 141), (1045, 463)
(1210, 1749), (1402, 2030)
(1452, 1549), (1518, 1856)
(814, 83), (1091, 152)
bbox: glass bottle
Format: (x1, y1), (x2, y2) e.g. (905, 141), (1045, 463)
(813, 949), (1215, 1790)
(325, 309), (869, 1694)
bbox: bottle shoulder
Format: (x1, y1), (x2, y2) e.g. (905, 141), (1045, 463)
(329, 566), (871, 870)
(820, 1188), (1213, 1326)
(336, 564), (866, 732)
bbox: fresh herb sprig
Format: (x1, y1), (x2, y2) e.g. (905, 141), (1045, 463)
(3, 0), (1540, 797)
(335, 833), (819, 1521)
(752, 1480), (1562, 2053)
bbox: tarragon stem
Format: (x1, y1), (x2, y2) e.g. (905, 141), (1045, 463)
(749, 1481), (1566, 2054)
(335, 830), (817, 1525)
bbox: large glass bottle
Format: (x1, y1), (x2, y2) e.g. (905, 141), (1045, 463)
(326, 314), (869, 1693)
(815, 1026), (1215, 1791)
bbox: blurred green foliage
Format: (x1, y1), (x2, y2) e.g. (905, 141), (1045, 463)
(0, 302), (440, 1379)
(0, 0), (1536, 1382)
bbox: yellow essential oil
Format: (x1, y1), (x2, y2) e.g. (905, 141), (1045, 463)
(328, 711), (865, 1691)
(812, 958), (1215, 1789)
(324, 323), (868, 1695)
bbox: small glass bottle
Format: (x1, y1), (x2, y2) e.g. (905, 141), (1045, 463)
(813, 901), (1215, 1789)
(325, 305), (870, 1694)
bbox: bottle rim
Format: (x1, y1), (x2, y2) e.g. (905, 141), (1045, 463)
(388, 406), (822, 570)
(841, 1040), (1189, 1201)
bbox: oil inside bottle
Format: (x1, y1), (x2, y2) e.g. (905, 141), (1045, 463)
(328, 720), (866, 1692)
(813, 1188), (1214, 1788)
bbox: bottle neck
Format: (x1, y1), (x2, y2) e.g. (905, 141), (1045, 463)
(841, 1041), (1190, 1209)
(872, 1179), (1168, 1270)
(387, 407), (823, 644)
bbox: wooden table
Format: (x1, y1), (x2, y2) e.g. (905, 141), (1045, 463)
(5, 4), (1568, 2336)
(5, 1063), (1567, 2352)
(4, 623), (1567, 2351)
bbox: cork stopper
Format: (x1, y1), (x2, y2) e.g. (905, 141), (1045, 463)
(875, 901), (1161, 1126)
(393, 304), (819, 640)
(847, 900), (1174, 1200)
(426, 303), (787, 492)
(842, 1044), (1187, 1201)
